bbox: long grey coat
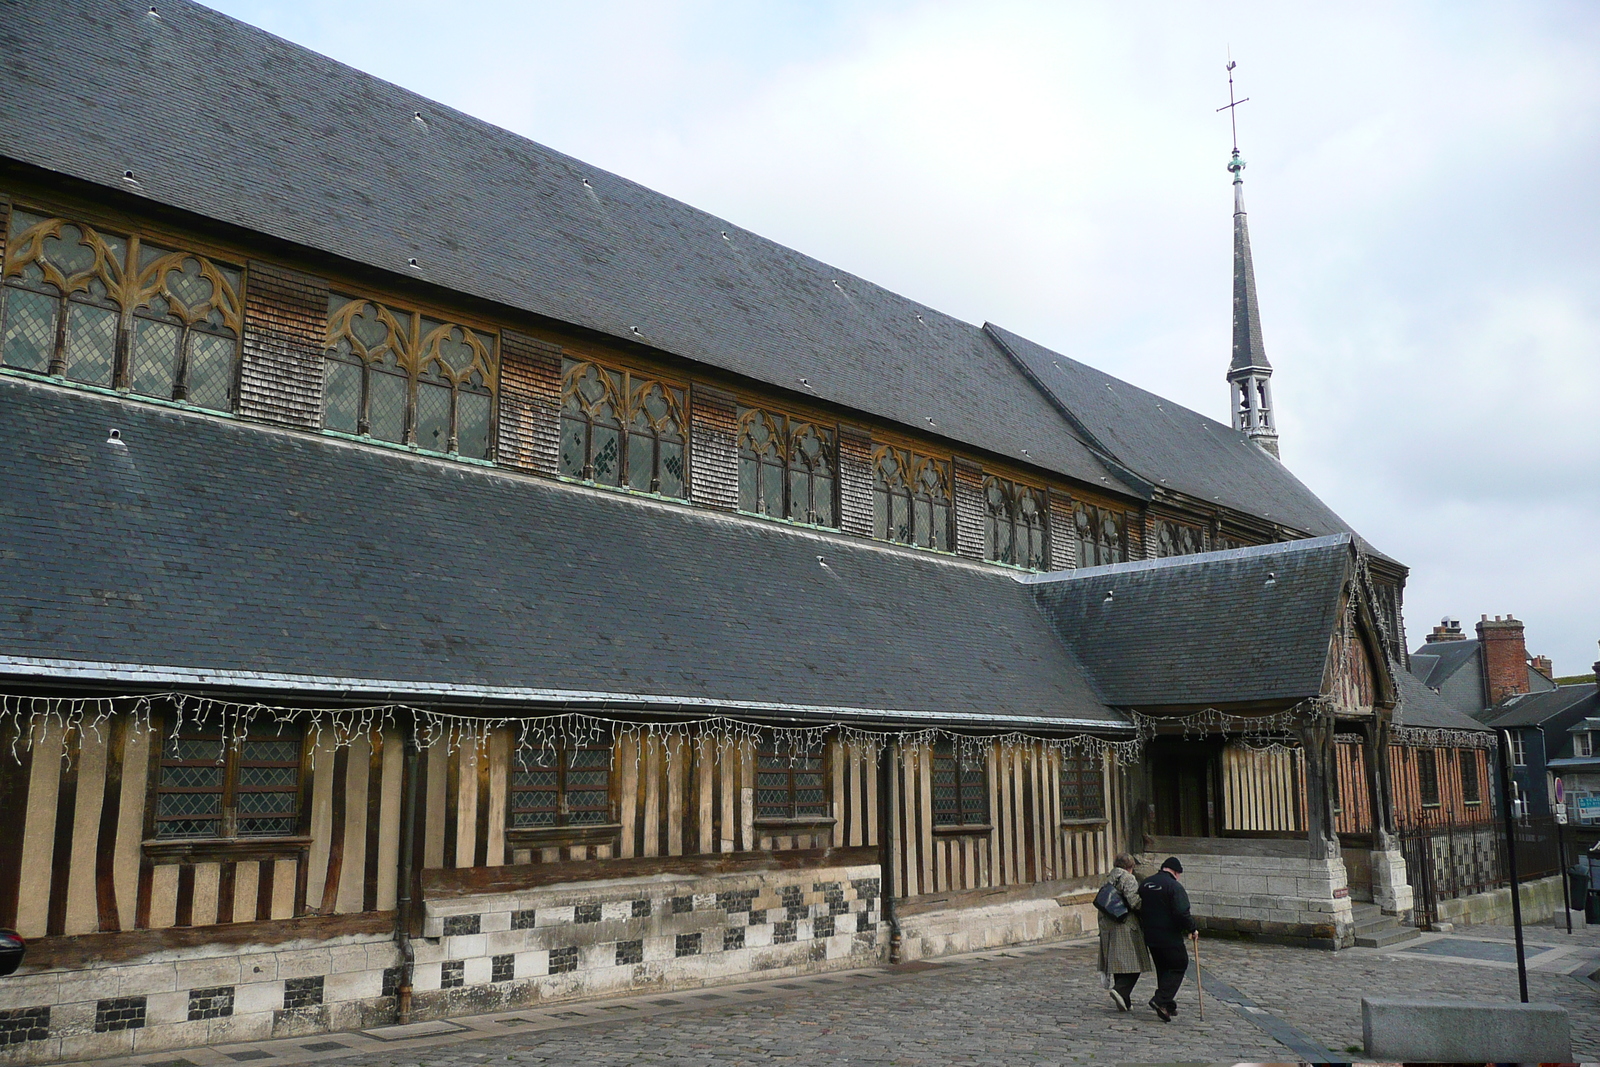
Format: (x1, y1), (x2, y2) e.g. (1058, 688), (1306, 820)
(1096, 868), (1153, 975)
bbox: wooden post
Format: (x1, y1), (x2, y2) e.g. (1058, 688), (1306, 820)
(1297, 715), (1340, 860)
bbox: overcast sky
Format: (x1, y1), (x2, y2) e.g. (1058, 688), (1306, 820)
(213, 0), (1600, 678)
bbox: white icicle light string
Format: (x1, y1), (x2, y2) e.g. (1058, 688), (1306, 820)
(0, 692), (1145, 768)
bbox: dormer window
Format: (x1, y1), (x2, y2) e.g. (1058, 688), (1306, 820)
(1577, 732), (1595, 759)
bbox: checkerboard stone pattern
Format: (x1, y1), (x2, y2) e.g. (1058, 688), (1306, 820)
(409, 861), (883, 1017)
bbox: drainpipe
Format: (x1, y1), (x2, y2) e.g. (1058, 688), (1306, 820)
(394, 721), (421, 1024)
(877, 739), (902, 964)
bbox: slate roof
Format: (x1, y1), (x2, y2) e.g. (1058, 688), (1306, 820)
(0, 0), (1379, 548)
(1022, 536), (1356, 709)
(1408, 639), (1481, 690)
(0, 376), (1125, 729)
(1481, 684), (1598, 730)
(1391, 669), (1491, 733)
(986, 325), (1356, 538)
(1229, 183), (1271, 375)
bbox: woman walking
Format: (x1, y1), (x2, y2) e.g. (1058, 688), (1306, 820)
(1097, 853), (1152, 1012)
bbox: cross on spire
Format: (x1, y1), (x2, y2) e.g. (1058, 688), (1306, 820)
(1217, 58), (1249, 155)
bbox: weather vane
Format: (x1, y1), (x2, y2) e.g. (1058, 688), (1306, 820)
(1217, 56), (1249, 177)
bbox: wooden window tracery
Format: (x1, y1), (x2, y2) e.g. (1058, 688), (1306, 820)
(873, 446), (952, 551)
(509, 742), (614, 829)
(931, 741), (988, 827)
(559, 358), (686, 497)
(1059, 754), (1104, 820)
(322, 295), (497, 458)
(1, 208), (242, 411)
(1073, 502), (1126, 567)
(983, 476), (1048, 569)
(755, 745), (828, 820)
(736, 407), (837, 527)
(1155, 520), (1204, 558)
(153, 726), (303, 840)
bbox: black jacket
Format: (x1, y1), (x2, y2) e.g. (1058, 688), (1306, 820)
(1137, 869), (1195, 946)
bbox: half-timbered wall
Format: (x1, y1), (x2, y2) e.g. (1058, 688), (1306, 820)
(1221, 744), (1307, 834)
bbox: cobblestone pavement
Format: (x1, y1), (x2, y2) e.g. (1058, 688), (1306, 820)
(117, 918), (1600, 1067)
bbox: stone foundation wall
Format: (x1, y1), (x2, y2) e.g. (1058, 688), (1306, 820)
(1433, 874), (1563, 929)
(895, 891), (1093, 961)
(0, 861), (882, 1065)
(1141, 843), (1357, 949)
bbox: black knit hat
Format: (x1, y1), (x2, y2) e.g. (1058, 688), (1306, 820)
(1161, 856), (1183, 874)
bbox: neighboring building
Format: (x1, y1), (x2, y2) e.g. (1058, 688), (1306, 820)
(0, 2), (1425, 1061)
(1479, 645), (1600, 823)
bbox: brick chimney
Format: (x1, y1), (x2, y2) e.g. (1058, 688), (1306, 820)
(1530, 655), (1553, 681)
(1425, 617), (1467, 643)
(1478, 614), (1530, 703)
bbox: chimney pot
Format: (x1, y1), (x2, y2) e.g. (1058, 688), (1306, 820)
(1477, 613), (1531, 703)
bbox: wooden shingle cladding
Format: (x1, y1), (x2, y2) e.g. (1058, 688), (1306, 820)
(495, 329), (562, 475)
(3, 713), (1125, 941)
(237, 260), (328, 427)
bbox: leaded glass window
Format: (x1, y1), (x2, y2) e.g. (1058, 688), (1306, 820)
(322, 296), (498, 459)
(1, 208), (242, 411)
(931, 741), (988, 827)
(983, 476), (1048, 569)
(1458, 749), (1481, 805)
(154, 726), (303, 840)
(1059, 754), (1104, 820)
(509, 742), (613, 829)
(1417, 748), (1440, 808)
(873, 446), (952, 551)
(737, 407), (837, 527)
(1154, 520), (1204, 558)
(1073, 502), (1125, 567)
(755, 745), (828, 820)
(559, 358), (686, 498)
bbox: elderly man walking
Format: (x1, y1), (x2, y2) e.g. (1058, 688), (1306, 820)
(1137, 856), (1195, 1022)
(1096, 853), (1153, 1012)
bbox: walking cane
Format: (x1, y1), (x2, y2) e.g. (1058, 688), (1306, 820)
(1192, 930), (1204, 1020)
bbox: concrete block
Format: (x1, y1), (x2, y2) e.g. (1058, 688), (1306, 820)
(239, 953), (278, 982)
(275, 948), (332, 980)
(111, 961), (179, 996)
(481, 910), (512, 932)
(446, 933), (486, 959)
(233, 982), (284, 1016)
(515, 950), (547, 978)
(462, 956), (493, 987)
(325, 969), (382, 1003)
(0, 971), (60, 1008)
(175, 954), (241, 989)
(328, 944), (371, 974)
(144, 990), (190, 1026)
(206, 1009), (274, 1045)
(1362, 998), (1571, 1062)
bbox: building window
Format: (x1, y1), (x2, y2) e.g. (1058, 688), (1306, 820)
(558, 358), (686, 497)
(873, 446), (952, 551)
(1576, 732), (1594, 758)
(1508, 732), (1526, 767)
(2, 208), (243, 411)
(1416, 748), (1440, 808)
(931, 741), (989, 827)
(736, 407), (836, 527)
(154, 727), (303, 839)
(1059, 754), (1104, 820)
(1154, 520), (1204, 558)
(983, 477), (1048, 569)
(509, 742), (613, 828)
(322, 295), (497, 458)
(1073, 503), (1125, 567)
(754, 746), (828, 820)
(1458, 749), (1481, 805)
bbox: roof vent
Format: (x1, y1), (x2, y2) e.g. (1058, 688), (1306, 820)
(407, 258), (420, 269)
(122, 170), (136, 181)
(106, 429), (123, 445)
(147, 5), (158, 16)
(1103, 590), (1114, 603)
(1265, 571), (1277, 587)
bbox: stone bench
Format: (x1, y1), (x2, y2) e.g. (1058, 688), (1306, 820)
(1361, 997), (1571, 1062)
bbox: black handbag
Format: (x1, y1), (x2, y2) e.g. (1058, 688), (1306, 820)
(1094, 881), (1130, 922)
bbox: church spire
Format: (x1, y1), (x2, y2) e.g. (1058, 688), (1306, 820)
(1218, 60), (1279, 459)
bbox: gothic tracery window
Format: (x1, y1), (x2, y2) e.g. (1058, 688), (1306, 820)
(983, 476), (1048, 569)
(873, 446), (952, 551)
(322, 296), (497, 458)
(1155, 520), (1204, 558)
(1, 208), (242, 411)
(559, 358), (686, 498)
(737, 407), (836, 526)
(1073, 502), (1125, 567)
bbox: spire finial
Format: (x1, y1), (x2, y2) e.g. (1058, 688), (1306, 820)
(1217, 57), (1250, 184)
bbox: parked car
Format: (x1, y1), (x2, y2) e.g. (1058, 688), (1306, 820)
(0, 930), (23, 977)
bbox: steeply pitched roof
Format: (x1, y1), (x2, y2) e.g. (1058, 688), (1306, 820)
(0, 0), (1391, 554)
(1023, 536), (1356, 709)
(1481, 684), (1599, 730)
(0, 376), (1124, 729)
(986, 324), (1356, 537)
(1229, 178), (1272, 376)
(1392, 669), (1491, 733)
(0, 0), (1115, 496)
(1409, 639), (1481, 690)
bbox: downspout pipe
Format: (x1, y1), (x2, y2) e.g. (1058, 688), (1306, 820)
(877, 739), (902, 964)
(394, 719), (421, 1024)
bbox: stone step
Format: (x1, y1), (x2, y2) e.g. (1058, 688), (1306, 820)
(1355, 924), (1422, 949)
(1355, 913), (1398, 934)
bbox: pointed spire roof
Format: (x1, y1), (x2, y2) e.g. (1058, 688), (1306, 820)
(1229, 150), (1271, 377)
